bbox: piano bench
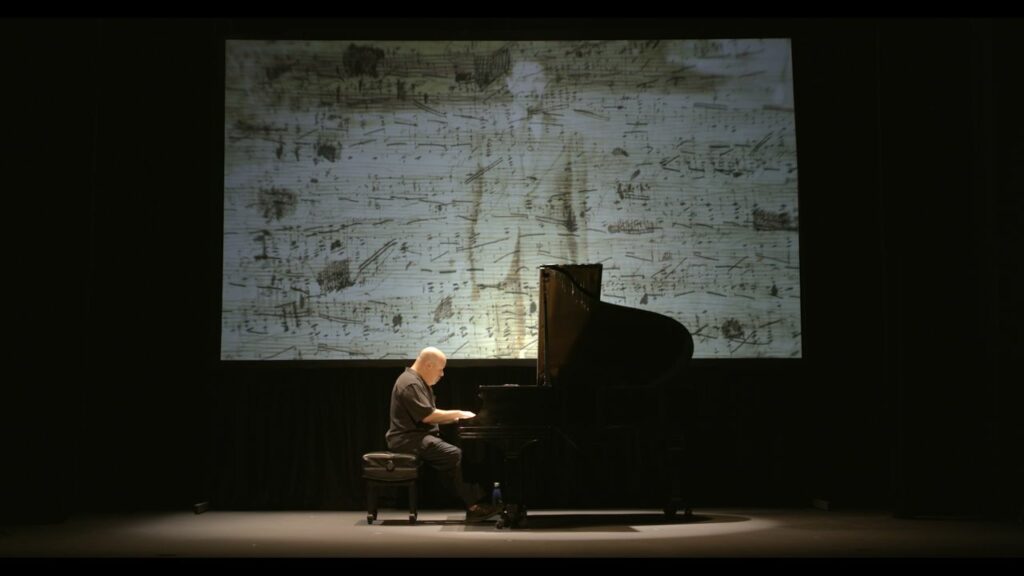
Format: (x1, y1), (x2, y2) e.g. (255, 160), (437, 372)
(362, 452), (420, 524)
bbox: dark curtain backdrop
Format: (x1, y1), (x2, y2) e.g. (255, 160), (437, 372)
(3, 18), (1019, 523)
(206, 362), (810, 512)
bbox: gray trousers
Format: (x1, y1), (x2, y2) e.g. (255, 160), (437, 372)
(390, 434), (482, 509)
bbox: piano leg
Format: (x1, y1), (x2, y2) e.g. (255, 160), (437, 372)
(494, 439), (539, 529)
(663, 445), (692, 518)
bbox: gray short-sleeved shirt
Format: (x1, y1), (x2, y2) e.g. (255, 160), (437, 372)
(386, 367), (439, 451)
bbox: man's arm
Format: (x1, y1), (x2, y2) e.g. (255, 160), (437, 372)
(422, 409), (475, 424)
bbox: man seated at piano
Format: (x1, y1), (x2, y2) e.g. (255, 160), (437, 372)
(386, 346), (503, 523)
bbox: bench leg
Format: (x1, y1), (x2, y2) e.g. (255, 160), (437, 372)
(367, 482), (378, 524)
(408, 483), (418, 524)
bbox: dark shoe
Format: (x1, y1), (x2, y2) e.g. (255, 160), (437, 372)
(465, 503), (503, 523)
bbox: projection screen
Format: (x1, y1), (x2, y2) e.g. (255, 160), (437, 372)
(222, 39), (800, 360)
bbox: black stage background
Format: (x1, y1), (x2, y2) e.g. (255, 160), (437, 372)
(4, 18), (1020, 523)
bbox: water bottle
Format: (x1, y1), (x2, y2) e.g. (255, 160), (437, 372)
(491, 482), (503, 506)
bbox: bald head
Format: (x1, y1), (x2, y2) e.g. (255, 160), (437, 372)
(418, 346), (446, 364)
(411, 346), (447, 386)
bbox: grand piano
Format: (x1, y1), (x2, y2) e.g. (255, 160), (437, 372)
(458, 264), (695, 528)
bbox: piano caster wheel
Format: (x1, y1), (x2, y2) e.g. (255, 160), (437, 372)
(409, 513), (417, 524)
(499, 505), (525, 529)
(497, 508), (511, 530)
(684, 507), (693, 518)
(367, 514), (374, 524)
(663, 506), (677, 517)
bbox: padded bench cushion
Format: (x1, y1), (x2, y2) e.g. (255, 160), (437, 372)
(362, 452), (419, 481)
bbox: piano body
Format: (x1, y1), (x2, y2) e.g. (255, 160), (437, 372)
(458, 264), (695, 528)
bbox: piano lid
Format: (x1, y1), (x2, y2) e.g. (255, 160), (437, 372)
(537, 264), (694, 390)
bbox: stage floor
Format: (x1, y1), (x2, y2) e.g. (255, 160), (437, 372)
(2, 508), (1021, 558)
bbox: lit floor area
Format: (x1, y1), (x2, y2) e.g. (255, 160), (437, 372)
(1, 508), (1021, 557)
